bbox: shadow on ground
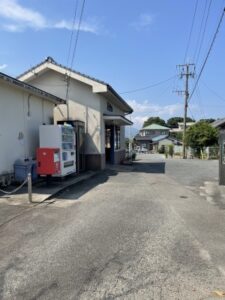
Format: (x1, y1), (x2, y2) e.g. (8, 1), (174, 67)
(132, 161), (165, 174)
(52, 169), (118, 201)
(52, 160), (166, 202)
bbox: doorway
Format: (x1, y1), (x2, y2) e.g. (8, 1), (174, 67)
(105, 125), (114, 164)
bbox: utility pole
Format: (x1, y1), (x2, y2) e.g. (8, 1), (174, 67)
(175, 64), (195, 159)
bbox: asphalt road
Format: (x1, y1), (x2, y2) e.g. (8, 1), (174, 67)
(165, 157), (219, 187)
(0, 155), (225, 299)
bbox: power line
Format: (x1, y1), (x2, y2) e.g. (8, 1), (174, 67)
(120, 75), (176, 94)
(183, 0), (199, 63)
(201, 80), (225, 103)
(69, 0), (86, 70)
(188, 106), (196, 120)
(66, 0), (79, 69)
(196, 86), (206, 118)
(65, 0), (86, 119)
(195, 0), (213, 67)
(189, 8), (225, 102)
(193, 0), (208, 62)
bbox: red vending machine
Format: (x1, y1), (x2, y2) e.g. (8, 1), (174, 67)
(37, 148), (61, 176)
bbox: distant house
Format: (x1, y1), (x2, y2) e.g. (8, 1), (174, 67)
(212, 118), (225, 131)
(134, 124), (181, 152)
(170, 122), (195, 133)
(18, 57), (133, 170)
(0, 72), (65, 184)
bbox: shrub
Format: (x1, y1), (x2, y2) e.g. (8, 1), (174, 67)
(168, 145), (174, 157)
(132, 152), (136, 161)
(158, 145), (165, 154)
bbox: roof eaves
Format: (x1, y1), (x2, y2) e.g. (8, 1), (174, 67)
(107, 85), (133, 114)
(212, 118), (225, 128)
(17, 56), (108, 86)
(18, 57), (133, 113)
(1, 72), (65, 105)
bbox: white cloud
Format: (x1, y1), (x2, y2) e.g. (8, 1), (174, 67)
(0, 63), (7, 70)
(54, 19), (99, 34)
(131, 13), (153, 30)
(0, 0), (99, 34)
(127, 99), (184, 128)
(0, 0), (46, 29)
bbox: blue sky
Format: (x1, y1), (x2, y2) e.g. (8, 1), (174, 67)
(0, 0), (225, 128)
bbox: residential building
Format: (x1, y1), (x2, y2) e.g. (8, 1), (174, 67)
(212, 118), (225, 131)
(134, 123), (181, 152)
(135, 124), (169, 152)
(18, 57), (133, 170)
(0, 72), (65, 184)
(170, 122), (195, 133)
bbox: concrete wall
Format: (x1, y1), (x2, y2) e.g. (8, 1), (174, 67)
(0, 81), (54, 175)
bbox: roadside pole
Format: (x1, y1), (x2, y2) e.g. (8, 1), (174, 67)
(175, 64), (195, 159)
(183, 64), (189, 159)
(28, 172), (32, 203)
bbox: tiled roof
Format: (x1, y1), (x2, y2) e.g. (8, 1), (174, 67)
(18, 57), (133, 113)
(18, 56), (108, 85)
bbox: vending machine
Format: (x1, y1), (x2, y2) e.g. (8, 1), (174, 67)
(37, 125), (76, 177)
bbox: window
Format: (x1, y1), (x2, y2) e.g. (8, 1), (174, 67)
(115, 126), (121, 150)
(105, 128), (111, 149)
(107, 102), (113, 112)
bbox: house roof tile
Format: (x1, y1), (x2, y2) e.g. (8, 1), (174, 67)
(141, 124), (170, 130)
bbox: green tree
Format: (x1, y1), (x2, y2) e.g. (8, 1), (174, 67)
(185, 122), (218, 155)
(170, 132), (183, 141)
(199, 118), (215, 124)
(143, 117), (166, 128)
(167, 117), (195, 128)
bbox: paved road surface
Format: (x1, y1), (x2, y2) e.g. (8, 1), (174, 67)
(0, 155), (225, 299)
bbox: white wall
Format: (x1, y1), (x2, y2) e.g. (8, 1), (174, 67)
(31, 70), (104, 155)
(0, 81), (54, 175)
(158, 139), (174, 148)
(27, 69), (129, 156)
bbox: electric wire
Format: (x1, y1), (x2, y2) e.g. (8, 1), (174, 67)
(69, 0), (86, 71)
(66, 0), (79, 69)
(65, 0), (86, 102)
(195, 0), (213, 67)
(196, 86), (206, 118)
(192, 0), (209, 62)
(189, 8), (225, 102)
(201, 81), (225, 103)
(183, 0), (199, 63)
(188, 106), (196, 121)
(120, 75), (176, 94)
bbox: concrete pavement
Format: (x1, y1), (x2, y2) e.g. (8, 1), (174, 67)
(0, 155), (225, 299)
(0, 171), (97, 227)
